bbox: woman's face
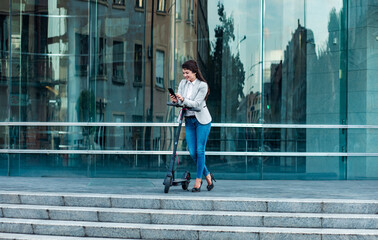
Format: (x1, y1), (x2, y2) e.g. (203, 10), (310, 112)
(182, 68), (196, 82)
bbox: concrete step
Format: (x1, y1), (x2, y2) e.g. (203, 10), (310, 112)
(0, 218), (378, 240)
(1, 204), (377, 229)
(0, 232), (130, 240)
(1, 191), (377, 214)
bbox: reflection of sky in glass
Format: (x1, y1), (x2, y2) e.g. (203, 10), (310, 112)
(306, 0), (343, 54)
(207, 0), (343, 94)
(208, 0), (261, 94)
(265, 0), (304, 60)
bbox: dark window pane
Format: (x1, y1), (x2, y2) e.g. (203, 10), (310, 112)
(113, 0), (125, 6)
(75, 33), (89, 77)
(134, 44), (142, 83)
(112, 41), (125, 84)
(135, 0), (144, 8)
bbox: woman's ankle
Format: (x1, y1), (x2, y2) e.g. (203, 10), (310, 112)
(194, 178), (202, 188)
(205, 174), (212, 185)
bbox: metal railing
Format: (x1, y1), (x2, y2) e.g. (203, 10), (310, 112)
(1, 122), (378, 157)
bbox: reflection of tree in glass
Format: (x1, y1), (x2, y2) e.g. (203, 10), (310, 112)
(207, 2), (245, 123)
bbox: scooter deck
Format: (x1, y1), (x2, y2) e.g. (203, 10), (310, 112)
(172, 178), (190, 185)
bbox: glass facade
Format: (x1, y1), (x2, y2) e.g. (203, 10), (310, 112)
(0, 0), (377, 179)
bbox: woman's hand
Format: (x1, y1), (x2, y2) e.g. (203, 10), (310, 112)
(176, 93), (184, 102)
(170, 94), (178, 103)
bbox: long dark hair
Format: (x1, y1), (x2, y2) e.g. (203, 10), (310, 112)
(182, 60), (210, 100)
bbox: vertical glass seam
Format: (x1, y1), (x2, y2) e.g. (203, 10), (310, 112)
(7, 0), (12, 176)
(260, 0), (265, 179)
(344, 0), (349, 179)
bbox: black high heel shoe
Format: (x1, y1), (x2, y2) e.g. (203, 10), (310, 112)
(207, 173), (216, 191)
(192, 180), (202, 192)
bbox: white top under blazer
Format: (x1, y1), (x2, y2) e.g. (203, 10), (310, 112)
(177, 79), (212, 125)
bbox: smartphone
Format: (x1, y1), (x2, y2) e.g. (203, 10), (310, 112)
(168, 88), (178, 100)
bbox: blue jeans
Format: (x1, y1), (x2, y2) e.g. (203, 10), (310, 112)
(185, 117), (211, 179)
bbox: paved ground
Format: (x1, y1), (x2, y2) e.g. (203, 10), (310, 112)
(1, 176), (377, 200)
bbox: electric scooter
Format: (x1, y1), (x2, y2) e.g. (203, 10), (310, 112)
(163, 102), (200, 193)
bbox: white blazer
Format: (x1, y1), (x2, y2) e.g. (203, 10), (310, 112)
(177, 79), (212, 125)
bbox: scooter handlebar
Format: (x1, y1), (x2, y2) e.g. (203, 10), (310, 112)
(166, 102), (201, 112)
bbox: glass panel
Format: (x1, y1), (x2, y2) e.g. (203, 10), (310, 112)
(11, 0), (89, 16)
(5, 153), (348, 180)
(0, 48), (8, 121)
(205, 1), (261, 124)
(264, 0), (304, 125)
(1, 0), (378, 180)
(1, 3), (10, 125)
(0, 125), (350, 154)
(206, 156), (261, 180)
(10, 15), (88, 55)
(0, 7), (9, 101)
(348, 1), (378, 159)
(94, 0), (147, 129)
(306, 0), (344, 125)
(94, 154), (171, 178)
(0, 154), (8, 176)
(348, 157), (378, 180)
(263, 157), (340, 180)
(8, 54), (83, 123)
(9, 153), (90, 177)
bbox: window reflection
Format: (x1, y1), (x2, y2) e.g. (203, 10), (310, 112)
(114, 0), (126, 6)
(75, 33), (89, 77)
(134, 44), (143, 84)
(175, 0), (181, 19)
(187, 0), (193, 22)
(96, 37), (107, 77)
(135, 0), (144, 9)
(112, 41), (125, 84)
(155, 50), (164, 88)
(157, 0), (165, 12)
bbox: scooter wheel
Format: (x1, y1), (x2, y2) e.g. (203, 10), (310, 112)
(164, 184), (170, 193)
(164, 176), (172, 193)
(182, 181), (189, 190)
(181, 171), (190, 190)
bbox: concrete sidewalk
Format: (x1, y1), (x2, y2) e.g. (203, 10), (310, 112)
(1, 177), (377, 200)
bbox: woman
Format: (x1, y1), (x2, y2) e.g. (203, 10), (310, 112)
(170, 60), (215, 192)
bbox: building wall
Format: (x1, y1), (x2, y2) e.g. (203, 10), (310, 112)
(0, 0), (377, 179)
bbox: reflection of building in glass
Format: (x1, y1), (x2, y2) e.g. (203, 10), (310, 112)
(92, 1), (146, 153)
(173, 0), (209, 151)
(305, 7), (349, 179)
(265, 21), (308, 172)
(175, 0), (209, 80)
(197, 0), (209, 80)
(242, 91), (261, 152)
(143, 0), (170, 153)
(281, 20), (307, 167)
(268, 62), (282, 124)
